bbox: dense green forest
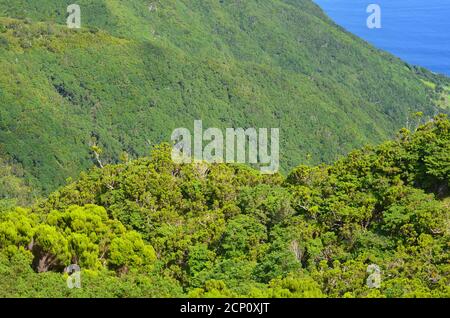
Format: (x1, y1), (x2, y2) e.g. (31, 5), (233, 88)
(0, 0), (449, 298)
(0, 0), (449, 194)
(0, 116), (448, 298)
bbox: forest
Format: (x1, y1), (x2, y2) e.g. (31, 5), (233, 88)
(0, 0), (449, 194)
(0, 116), (448, 298)
(0, 0), (449, 299)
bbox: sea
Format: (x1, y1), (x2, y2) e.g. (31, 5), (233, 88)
(313, 0), (450, 77)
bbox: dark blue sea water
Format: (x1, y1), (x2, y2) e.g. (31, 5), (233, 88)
(314, 0), (450, 76)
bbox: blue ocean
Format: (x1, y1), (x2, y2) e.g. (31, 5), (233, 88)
(314, 0), (450, 76)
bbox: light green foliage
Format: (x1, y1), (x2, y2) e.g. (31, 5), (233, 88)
(268, 274), (325, 298)
(0, 153), (34, 207)
(0, 0), (449, 297)
(109, 231), (156, 270)
(0, 204), (158, 275)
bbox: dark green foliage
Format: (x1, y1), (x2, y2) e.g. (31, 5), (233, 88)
(0, 117), (448, 297)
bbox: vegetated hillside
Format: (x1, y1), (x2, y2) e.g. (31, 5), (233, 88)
(0, 151), (33, 208)
(0, 116), (448, 297)
(0, 0), (449, 193)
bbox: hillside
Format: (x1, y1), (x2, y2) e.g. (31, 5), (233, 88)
(0, 116), (448, 297)
(0, 0), (448, 193)
(0, 151), (33, 207)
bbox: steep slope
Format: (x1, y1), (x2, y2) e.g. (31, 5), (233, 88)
(0, 116), (448, 297)
(0, 0), (448, 192)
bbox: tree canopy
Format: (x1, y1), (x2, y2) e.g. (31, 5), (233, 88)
(0, 116), (448, 298)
